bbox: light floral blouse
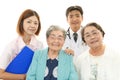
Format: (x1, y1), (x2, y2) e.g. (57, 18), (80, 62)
(0, 36), (43, 70)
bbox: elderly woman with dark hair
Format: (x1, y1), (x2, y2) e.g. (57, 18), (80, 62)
(26, 25), (78, 80)
(75, 22), (120, 80)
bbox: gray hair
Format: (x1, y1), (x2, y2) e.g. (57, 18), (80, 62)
(46, 25), (66, 40)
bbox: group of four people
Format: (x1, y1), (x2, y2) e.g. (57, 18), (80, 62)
(0, 5), (120, 80)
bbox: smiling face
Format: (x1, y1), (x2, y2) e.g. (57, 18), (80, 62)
(47, 30), (65, 52)
(67, 10), (83, 32)
(23, 15), (39, 36)
(83, 26), (103, 49)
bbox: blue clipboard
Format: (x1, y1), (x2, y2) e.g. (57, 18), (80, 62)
(5, 46), (34, 74)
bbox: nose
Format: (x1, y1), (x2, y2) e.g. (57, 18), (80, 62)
(90, 34), (96, 40)
(30, 23), (36, 29)
(31, 22), (35, 27)
(72, 17), (77, 21)
(54, 38), (59, 42)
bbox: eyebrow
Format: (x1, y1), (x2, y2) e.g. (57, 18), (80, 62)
(69, 13), (80, 17)
(27, 19), (38, 22)
(50, 34), (63, 37)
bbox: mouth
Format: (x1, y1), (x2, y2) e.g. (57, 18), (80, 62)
(90, 40), (98, 44)
(52, 43), (59, 46)
(29, 29), (36, 32)
(72, 22), (78, 25)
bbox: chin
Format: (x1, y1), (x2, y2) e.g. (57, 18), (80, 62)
(89, 44), (97, 48)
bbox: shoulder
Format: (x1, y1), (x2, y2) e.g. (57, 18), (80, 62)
(104, 46), (120, 60)
(105, 46), (120, 56)
(60, 50), (72, 57)
(37, 41), (44, 49)
(75, 49), (89, 64)
(58, 50), (73, 62)
(78, 49), (89, 59)
(3, 37), (20, 50)
(31, 36), (44, 49)
(34, 48), (48, 56)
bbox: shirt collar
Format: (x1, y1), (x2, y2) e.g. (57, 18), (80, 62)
(18, 35), (38, 50)
(69, 27), (82, 37)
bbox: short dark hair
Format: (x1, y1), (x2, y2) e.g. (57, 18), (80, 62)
(66, 5), (83, 17)
(81, 22), (105, 43)
(16, 9), (41, 36)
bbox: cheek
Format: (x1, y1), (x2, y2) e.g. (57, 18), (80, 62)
(47, 39), (50, 43)
(98, 35), (103, 41)
(47, 39), (53, 46)
(84, 39), (91, 46)
(35, 25), (39, 29)
(85, 41), (90, 45)
(67, 19), (71, 23)
(23, 23), (28, 30)
(84, 38), (88, 43)
(99, 37), (104, 43)
(60, 41), (65, 46)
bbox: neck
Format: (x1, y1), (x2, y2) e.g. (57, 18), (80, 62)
(48, 49), (59, 59)
(71, 26), (80, 32)
(22, 35), (31, 45)
(90, 44), (105, 56)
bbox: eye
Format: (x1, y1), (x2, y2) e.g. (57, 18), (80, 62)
(92, 32), (98, 35)
(34, 22), (38, 25)
(27, 21), (31, 23)
(75, 14), (80, 17)
(69, 15), (73, 18)
(49, 35), (55, 39)
(85, 35), (90, 38)
(58, 36), (64, 41)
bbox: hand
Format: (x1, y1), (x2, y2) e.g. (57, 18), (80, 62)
(64, 48), (74, 56)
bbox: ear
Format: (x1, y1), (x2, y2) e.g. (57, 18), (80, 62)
(66, 17), (68, 22)
(46, 38), (49, 43)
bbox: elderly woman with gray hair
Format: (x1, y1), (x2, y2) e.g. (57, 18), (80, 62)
(26, 25), (78, 80)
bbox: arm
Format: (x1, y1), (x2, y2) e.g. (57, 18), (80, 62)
(0, 41), (26, 80)
(0, 69), (25, 80)
(74, 58), (81, 80)
(69, 56), (78, 80)
(26, 50), (39, 80)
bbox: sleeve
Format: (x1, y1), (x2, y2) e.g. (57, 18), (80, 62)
(0, 41), (16, 69)
(0, 50), (11, 69)
(74, 56), (82, 80)
(26, 50), (40, 80)
(69, 56), (79, 80)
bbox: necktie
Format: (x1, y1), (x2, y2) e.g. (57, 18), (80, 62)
(73, 33), (78, 42)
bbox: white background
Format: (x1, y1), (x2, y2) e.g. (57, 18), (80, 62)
(0, 0), (120, 55)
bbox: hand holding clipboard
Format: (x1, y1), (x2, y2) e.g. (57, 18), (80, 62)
(5, 46), (34, 74)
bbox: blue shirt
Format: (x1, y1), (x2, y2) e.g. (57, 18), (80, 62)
(44, 58), (58, 80)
